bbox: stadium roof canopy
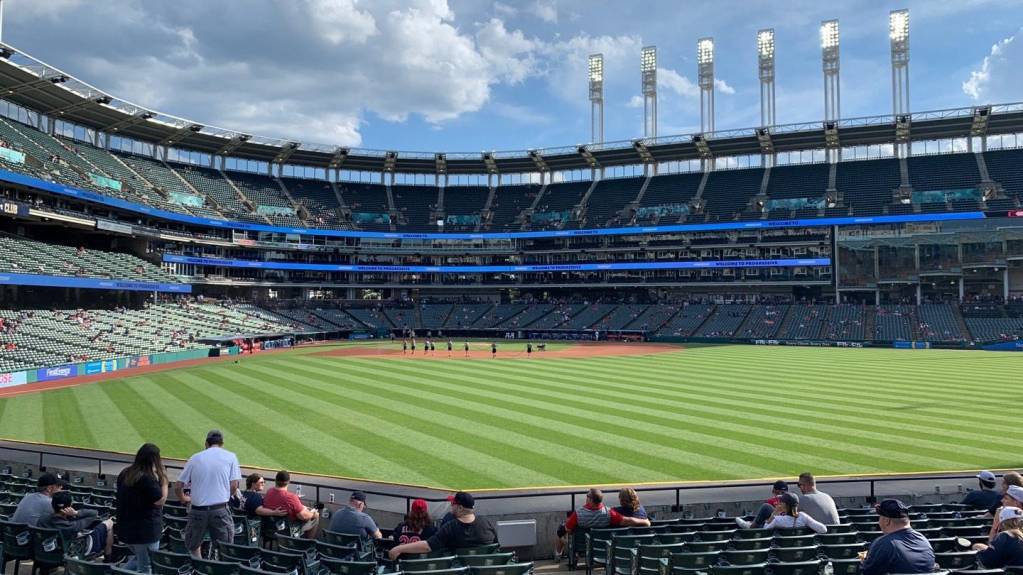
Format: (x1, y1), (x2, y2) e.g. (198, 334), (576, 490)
(1, 42), (1022, 175)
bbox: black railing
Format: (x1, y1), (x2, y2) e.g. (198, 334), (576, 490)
(0, 441), (985, 516)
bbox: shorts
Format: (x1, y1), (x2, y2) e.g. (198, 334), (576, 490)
(556, 522), (567, 538)
(86, 522), (108, 555)
(183, 506), (234, 550)
(299, 515), (318, 533)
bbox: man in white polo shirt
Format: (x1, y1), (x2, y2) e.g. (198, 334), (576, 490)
(175, 430), (242, 557)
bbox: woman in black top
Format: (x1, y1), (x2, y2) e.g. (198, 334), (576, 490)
(975, 507), (1023, 568)
(116, 443), (168, 574)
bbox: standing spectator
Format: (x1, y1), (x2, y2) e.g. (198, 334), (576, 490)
(11, 473), (66, 526)
(974, 507), (1023, 568)
(961, 471), (1002, 510)
(860, 499), (935, 575)
(613, 488), (648, 519)
(737, 480), (789, 529)
(392, 499), (437, 545)
(116, 444), (168, 574)
(389, 492), (496, 559)
(328, 491), (382, 543)
(174, 430), (242, 557)
(40, 491), (114, 559)
(761, 493), (827, 533)
(262, 470), (320, 539)
(796, 472), (840, 525)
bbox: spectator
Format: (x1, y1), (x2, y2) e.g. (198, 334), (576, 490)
(262, 470), (320, 539)
(612, 488), (648, 519)
(796, 472), (840, 525)
(116, 443), (169, 574)
(554, 488), (651, 560)
(329, 491), (383, 543)
(392, 499), (437, 545)
(961, 471), (1002, 510)
(231, 473), (287, 544)
(174, 429), (242, 557)
(389, 491), (495, 559)
(40, 491), (114, 559)
(974, 507), (1023, 567)
(988, 472), (1023, 517)
(988, 485), (1023, 541)
(860, 499), (935, 575)
(11, 472), (66, 526)
(737, 480), (790, 529)
(760, 492), (827, 533)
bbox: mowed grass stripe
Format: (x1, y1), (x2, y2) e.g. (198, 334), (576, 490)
(333, 357), (796, 479)
(409, 357), (905, 473)
(256, 361), (638, 487)
(216, 364), (533, 487)
(530, 356), (1010, 464)
(94, 379), (198, 455)
(0, 392), (43, 442)
(72, 384), (144, 451)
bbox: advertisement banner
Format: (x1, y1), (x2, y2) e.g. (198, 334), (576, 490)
(88, 173), (123, 192)
(96, 220), (134, 235)
(36, 364), (77, 382)
(0, 371), (28, 388)
(982, 340), (1023, 352)
(0, 146), (26, 165)
(84, 361), (104, 375)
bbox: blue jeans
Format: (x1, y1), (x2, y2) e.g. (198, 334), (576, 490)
(124, 542), (160, 574)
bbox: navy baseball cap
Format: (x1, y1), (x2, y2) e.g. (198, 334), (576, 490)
(451, 491), (474, 509)
(772, 480), (788, 492)
(877, 499), (910, 518)
(350, 491), (367, 502)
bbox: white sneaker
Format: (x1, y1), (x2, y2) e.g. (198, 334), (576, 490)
(735, 518), (751, 529)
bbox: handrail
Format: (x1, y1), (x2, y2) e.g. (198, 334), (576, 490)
(0, 442), (988, 516)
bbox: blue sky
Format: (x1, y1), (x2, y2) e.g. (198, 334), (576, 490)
(5, 0), (1022, 153)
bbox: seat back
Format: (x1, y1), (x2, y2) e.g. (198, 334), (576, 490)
(319, 558), (377, 575)
(321, 530), (365, 551)
(721, 550), (770, 566)
(773, 536), (816, 548)
(710, 564), (767, 575)
(818, 544), (865, 560)
(700, 530), (737, 542)
(65, 557), (113, 575)
(657, 532), (697, 545)
(191, 558), (242, 575)
(316, 541), (359, 560)
(400, 556), (457, 572)
(153, 549), (193, 569)
(934, 551), (978, 570)
(770, 547), (819, 563)
(686, 541), (729, 553)
(766, 560), (823, 575)
(638, 543), (687, 560)
(670, 551), (722, 569)
(458, 553), (515, 567)
(30, 526), (66, 566)
(456, 544), (501, 556)
(218, 540), (261, 560)
(730, 538), (773, 551)
(0, 520), (32, 560)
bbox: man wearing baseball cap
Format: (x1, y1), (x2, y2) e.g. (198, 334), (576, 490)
(737, 480), (789, 529)
(174, 430), (242, 557)
(860, 499), (935, 575)
(328, 491), (383, 543)
(11, 472), (67, 526)
(388, 491), (496, 560)
(962, 471), (1002, 510)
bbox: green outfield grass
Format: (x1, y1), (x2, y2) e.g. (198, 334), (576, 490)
(0, 343), (1018, 490)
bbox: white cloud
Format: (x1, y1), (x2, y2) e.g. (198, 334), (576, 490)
(539, 33), (644, 102)
(492, 1), (517, 17)
(626, 96), (644, 109)
(963, 29), (1021, 101)
(301, 0), (377, 45)
(531, 0), (557, 23)
(658, 68), (700, 98)
(475, 18), (540, 84)
(714, 79), (735, 95)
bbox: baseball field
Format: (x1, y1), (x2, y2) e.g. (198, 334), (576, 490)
(0, 341), (1018, 490)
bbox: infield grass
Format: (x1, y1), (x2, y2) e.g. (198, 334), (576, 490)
(0, 342), (1018, 489)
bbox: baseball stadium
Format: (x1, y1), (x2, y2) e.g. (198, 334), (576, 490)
(0, 2), (1021, 573)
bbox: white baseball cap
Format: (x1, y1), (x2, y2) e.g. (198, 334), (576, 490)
(1000, 507), (1023, 522)
(977, 471), (997, 483)
(1006, 485), (1023, 504)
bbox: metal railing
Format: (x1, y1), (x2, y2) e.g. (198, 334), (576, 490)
(0, 441), (986, 517)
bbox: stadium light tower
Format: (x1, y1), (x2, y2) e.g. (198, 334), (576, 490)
(697, 37), (715, 133)
(757, 29), (776, 128)
(588, 54), (604, 144)
(641, 46), (657, 139)
(890, 9), (910, 124)
(821, 19), (840, 162)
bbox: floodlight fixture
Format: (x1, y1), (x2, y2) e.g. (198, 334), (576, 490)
(820, 20), (839, 49)
(889, 9), (909, 42)
(640, 46), (656, 73)
(757, 29), (775, 59)
(588, 54), (603, 83)
(697, 38), (715, 65)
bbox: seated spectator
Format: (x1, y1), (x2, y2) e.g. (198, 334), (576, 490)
(989, 485), (1023, 541)
(860, 499), (934, 575)
(328, 491), (382, 543)
(759, 492), (826, 533)
(392, 499), (437, 545)
(261, 470), (319, 539)
(554, 488), (651, 559)
(11, 473), (66, 526)
(736, 480), (789, 529)
(961, 471), (1002, 510)
(797, 472), (840, 524)
(613, 487), (648, 519)
(389, 491), (495, 559)
(231, 473), (288, 542)
(40, 491), (114, 559)
(974, 507), (1023, 568)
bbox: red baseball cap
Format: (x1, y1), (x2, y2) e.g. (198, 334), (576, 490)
(412, 499), (428, 513)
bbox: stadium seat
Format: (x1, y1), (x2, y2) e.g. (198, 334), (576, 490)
(219, 541), (262, 560)
(669, 551), (722, 571)
(828, 558), (862, 575)
(770, 546), (819, 563)
(191, 558), (242, 575)
(722, 550), (771, 565)
(316, 541), (359, 560)
(765, 560), (824, 575)
(467, 564), (532, 575)
(458, 553), (515, 567)
(818, 543), (866, 559)
(686, 541), (730, 553)
(710, 564), (767, 575)
(319, 558), (378, 575)
(935, 552), (979, 570)
(65, 557), (113, 575)
(401, 557), (459, 573)
(657, 532), (697, 545)
(0, 520), (33, 575)
(815, 533), (857, 545)
(455, 544), (502, 556)
(772, 535), (816, 548)
(730, 538), (773, 551)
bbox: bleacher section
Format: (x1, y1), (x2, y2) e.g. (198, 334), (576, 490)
(496, 304), (553, 329)
(984, 148), (1023, 199)
(0, 302), (296, 373)
(917, 304), (965, 342)
(908, 153), (981, 192)
(443, 186), (490, 231)
(583, 178), (643, 228)
(338, 182), (391, 231)
(965, 317), (1023, 343)
(281, 177), (347, 229)
(392, 185), (438, 232)
(175, 164), (264, 223)
(653, 304), (712, 337)
(226, 172), (304, 227)
(875, 305), (914, 341)
(635, 173), (703, 224)
(528, 303), (585, 329)
(444, 303), (493, 329)
(694, 304), (751, 337)
(531, 181), (590, 229)
(737, 305), (787, 338)
(419, 303), (454, 330)
(560, 303), (616, 329)
(591, 304), (649, 331)
(344, 308), (393, 330)
(383, 307), (417, 330)
(113, 153), (222, 218)
(767, 163), (829, 200)
(473, 304), (526, 328)
(0, 233), (178, 283)
(820, 305), (866, 341)
(487, 185), (539, 230)
(700, 168), (764, 221)
(835, 159), (901, 215)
